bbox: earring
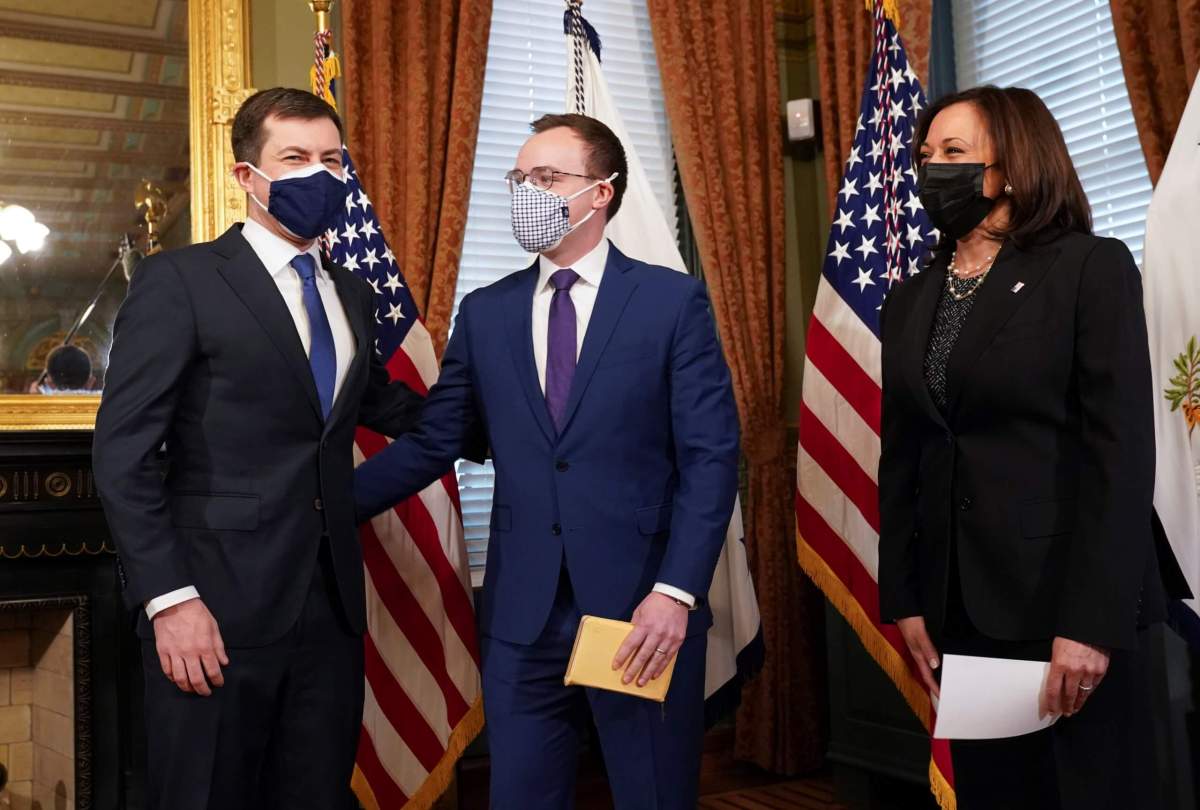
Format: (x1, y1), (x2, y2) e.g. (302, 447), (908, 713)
(1004, 183), (1014, 195)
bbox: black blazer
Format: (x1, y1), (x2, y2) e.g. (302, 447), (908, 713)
(93, 224), (422, 646)
(878, 231), (1188, 651)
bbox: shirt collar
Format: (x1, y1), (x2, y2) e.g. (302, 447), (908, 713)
(241, 217), (324, 280)
(537, 237), (610, 292)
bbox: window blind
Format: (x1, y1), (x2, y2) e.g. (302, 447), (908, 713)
(951, 0), (1153, 262)
(453, 0), (676, 582)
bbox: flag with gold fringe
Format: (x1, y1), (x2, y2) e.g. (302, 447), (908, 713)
(795, 1), (955, 806)
(308, 19), (484, 810)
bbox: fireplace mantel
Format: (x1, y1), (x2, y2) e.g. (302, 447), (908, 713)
(0, 431), (140, 809)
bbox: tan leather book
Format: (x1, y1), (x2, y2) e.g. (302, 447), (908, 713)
(563, 616), (676, 702)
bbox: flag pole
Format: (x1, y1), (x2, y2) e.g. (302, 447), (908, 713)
(308, 0), (340, 110)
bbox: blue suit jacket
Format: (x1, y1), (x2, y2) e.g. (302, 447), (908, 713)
(354, 243), (740, 645)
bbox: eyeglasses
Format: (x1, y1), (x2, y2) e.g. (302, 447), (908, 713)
(504, 167), (599, 194)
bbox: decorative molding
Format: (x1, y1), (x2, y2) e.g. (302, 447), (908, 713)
(0, 541), (114, 559)
(0, 68), (188, 102)
(0, 173), (186, 192)
(0, 18), (187, 57)
(0, 395), (99, 431)
(0, 111), (186, 137)
(0, 464), (98, 507)
(190, 0), (253, 243)
(0, 595), (94, 809)
(0, 145), (188, 167)
(45, 471), (73, 498)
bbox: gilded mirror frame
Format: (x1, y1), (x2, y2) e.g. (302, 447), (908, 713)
(0, 0), (253, 430)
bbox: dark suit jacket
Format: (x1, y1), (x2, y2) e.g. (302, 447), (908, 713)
(354, 243), (741, 646)
(93, 224), (421, 646)
(878, 231), (1189, 651)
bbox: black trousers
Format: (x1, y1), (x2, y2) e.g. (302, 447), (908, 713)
(141, 539), (364, 810)
(937, 549), (1162, 810)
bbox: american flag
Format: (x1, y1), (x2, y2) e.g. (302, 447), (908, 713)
(795, 3), (955, 807)
(325, 149), (483, 809)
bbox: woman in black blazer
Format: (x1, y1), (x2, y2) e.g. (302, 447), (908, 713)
(878, 86), (1188, 809)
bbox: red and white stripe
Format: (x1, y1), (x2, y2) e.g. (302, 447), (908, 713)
(353, 318), (482, 806)
(797, 186), (956, 810)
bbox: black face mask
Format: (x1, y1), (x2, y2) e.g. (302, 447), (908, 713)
(917, 162), (997, 241)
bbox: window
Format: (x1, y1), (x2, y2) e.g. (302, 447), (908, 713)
(952, 0), (1153, 262)
(453, 0), (676, 581)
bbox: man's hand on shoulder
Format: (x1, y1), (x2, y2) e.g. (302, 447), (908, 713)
(152, 598), (229, 696)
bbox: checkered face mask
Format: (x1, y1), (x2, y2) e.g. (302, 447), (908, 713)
(510, 173), (618, 254)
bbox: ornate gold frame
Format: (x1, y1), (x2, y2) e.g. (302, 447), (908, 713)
(0, 0), (254, 431)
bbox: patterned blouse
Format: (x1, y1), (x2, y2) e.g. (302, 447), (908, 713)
(922, 274), (985, 411)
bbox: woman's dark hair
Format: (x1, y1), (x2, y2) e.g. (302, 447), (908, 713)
(915, 85), (1092, 251)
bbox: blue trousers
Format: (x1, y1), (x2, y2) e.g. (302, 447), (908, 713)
(480, 573), (707, 810)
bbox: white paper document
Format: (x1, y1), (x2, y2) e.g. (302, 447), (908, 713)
(932, 654), (1058, 740)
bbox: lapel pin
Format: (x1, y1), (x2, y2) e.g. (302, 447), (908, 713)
(1010, 282), (1025, 293)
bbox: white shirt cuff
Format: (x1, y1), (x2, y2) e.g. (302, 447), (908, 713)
(145, 586), (200, 620)
(652, 583), (696, 609)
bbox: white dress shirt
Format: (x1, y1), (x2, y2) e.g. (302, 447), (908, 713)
(532, 238), (695, 609)
(144, 217), (357, 620)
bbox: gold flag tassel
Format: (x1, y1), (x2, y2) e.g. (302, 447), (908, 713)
(309, 1), (340, 110)
(865, 0), (901, 26)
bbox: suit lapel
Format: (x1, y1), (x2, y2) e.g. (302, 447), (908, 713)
(556, 246), (638, 436)
(212, 225), (323, 422)
(902, 259), (951, 430)
(324, 259), (369, 429)
(944, 240), (1060, 415)
(504, 262), (557, 444)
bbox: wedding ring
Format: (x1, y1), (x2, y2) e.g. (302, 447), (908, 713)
(1079, 683), (1094, 692)
(654, 648), (668, 655)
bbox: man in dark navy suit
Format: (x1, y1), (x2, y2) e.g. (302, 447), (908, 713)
(93, 88), (421, 809)
(354, 114), (740, 809)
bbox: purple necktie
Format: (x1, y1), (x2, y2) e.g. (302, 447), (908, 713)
(545, 268), (580, 432)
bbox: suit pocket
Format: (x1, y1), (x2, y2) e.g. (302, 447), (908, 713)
(597, 341), (655, 369)
(170, 493), (260, 532)
(635, 502), (672, 536)
(1020, 497), (1077, 538)
(490, 505), (512, 532)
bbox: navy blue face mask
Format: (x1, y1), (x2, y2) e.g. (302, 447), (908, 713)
(245, 162), (348, 240)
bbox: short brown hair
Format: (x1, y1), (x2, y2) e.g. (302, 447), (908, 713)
(530, 113), (629, 220)
(916, 86), (1092, 250)
(231, 87), (344, 165)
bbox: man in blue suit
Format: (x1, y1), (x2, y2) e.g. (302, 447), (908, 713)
(354, 113), (739, 809)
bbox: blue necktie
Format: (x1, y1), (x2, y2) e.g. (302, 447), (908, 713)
(545, 268), (580, 432)
(291, 253), (336, 419)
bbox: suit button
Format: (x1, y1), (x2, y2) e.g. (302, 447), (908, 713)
(314, 498), (324, 511)
(551, 523), (562, 536)
(959, 497), (971, 511)
(556, 460), (569, 472)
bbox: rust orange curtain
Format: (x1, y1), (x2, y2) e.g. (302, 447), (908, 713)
(813, 0), (931, 212)
(646, 0), (825, 773)
(1110, 0), (1200, 185)
(342, 0), (491, 355)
